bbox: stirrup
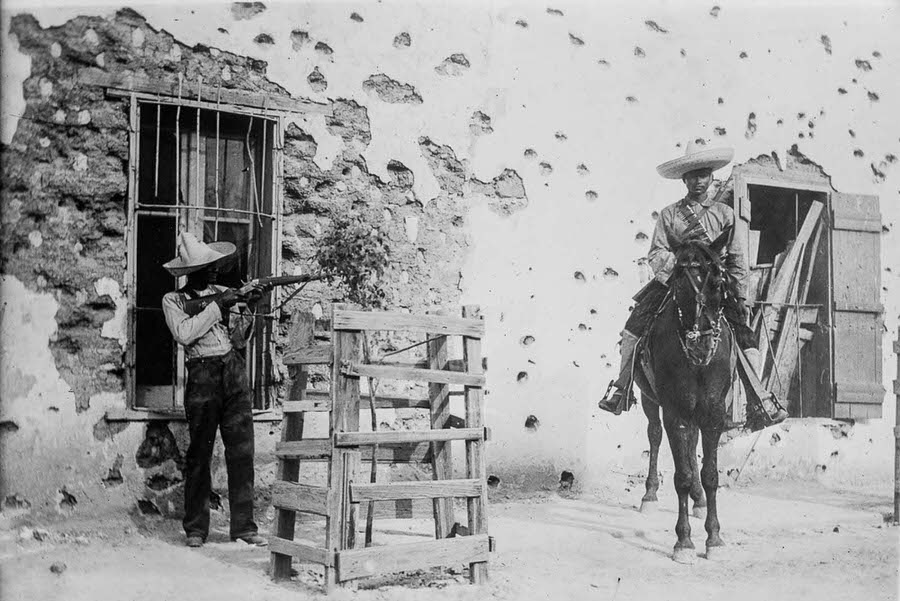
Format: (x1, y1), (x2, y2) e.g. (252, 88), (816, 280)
(598, 381), (630, 415)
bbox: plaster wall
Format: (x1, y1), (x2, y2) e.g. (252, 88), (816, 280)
(2, 0), (899, 519)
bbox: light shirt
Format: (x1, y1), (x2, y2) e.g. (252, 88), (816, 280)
(648, 196), (749, 299)
(162, 285), (252, 360)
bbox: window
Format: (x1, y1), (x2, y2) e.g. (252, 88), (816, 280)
(127, 98), (282, 412)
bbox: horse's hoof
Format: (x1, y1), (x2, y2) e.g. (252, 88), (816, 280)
(692, 506), (707, 519)
(672, 547), (697, 565)
(639, 500), (658, 513)
(704, 544), (727, 561)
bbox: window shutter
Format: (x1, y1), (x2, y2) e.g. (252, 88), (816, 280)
(830, 192), (884, 419)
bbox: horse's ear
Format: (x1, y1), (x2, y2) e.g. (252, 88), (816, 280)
(710, 227), (731, 253)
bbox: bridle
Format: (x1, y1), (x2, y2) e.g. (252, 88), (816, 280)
(673, 257), (724, 367)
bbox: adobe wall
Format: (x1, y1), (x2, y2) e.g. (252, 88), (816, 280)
(1, 2), (898, 521)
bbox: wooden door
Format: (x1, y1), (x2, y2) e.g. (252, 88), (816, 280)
(830, 192), (884, 418)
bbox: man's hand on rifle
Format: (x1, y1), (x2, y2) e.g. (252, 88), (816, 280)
(215, 288), (242, 311)
(244, 283), (266, 308)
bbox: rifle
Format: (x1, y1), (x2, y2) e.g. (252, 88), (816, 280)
(182, 274), (324, 316)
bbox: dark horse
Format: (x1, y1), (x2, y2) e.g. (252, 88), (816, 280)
(634, 236), (735, 564)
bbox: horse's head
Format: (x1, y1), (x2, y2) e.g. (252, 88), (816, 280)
(670, 232), (730, 366)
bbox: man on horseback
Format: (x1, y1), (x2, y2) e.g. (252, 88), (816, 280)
(598, 141), (788, 427)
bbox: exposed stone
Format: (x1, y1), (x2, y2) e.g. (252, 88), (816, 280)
(93, 417), (128, 441)
(645, 20), (668, 33)
(254, 33), (275, 45)
(362, 74), (423, 104)
(393, 32), (411, 48)
(569, 34), (584, 46)
(102, 454), (125, 486)
(290, 29), (310, 50)
(135, 422), (182, 469)
(435, 53), (470, 76)
(820, 34), (832, 55)
(315, 42), (334, 57)
(231, 2), (266, 20)
(419, 136), (466, 196)
(307, 66), (327, 92)
(350, 12), (364, 22)
(469, 111), (493, 136)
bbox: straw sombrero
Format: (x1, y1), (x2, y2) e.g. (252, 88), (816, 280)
(656, 140), (734, 180)
(163, 232), (236, 276)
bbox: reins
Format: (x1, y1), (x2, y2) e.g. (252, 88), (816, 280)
(673, 254), (726, 367)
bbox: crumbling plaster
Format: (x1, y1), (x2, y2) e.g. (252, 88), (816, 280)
(1, 0), (899, 519)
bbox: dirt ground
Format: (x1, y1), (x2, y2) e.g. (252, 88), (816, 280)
(1, 480), (896, 601)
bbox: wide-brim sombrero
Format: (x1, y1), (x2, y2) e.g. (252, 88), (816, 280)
(163, 232), (236, 277)
(656, 141), (734, 180)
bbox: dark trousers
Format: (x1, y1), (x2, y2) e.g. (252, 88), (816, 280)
(625, 282), (755, 350)
(182, 350), (258, 540)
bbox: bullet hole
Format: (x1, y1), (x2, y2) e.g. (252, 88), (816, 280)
(886, 154), (898, 164)
(855, 59), (872, 71)
(853, 149), (864, 157)
(217, 27), (228, 34)
(576, 164), (590, 176)
(524, 148), (537, 159)
(363, 74), (423, 104)
(832, 525), (840, 533)
(487, 475), (501, 488)
(146, 474), (181, 491)
(559, 471), (575, 490)
(815, 464), (828, 473)
(0, 420), (19, 434)
(645, 20), (668, 34)
(852, 78), (858, 84)
(625, 96), (638, 103)
(58, 488), (77, 513)
(651, 210), (659, 220)
(694, 138), (706, 146)
(739, 51), (748, 59)
(873, 50), (881, 58)
(634, 46), (645, 58)
(807, 120), (815, 129)
(307, 67), (327, 92)
(578, 323), (587, 331)
(392, 31), (411, 48)
(776, 119), (783, 126)
(820, 35), (832, 54)
(603, 267), (619, 279)
(350, 12), (364, 22)
(231, 2), (266, 20)
(50, 562), (67, 575)
(710, 5), (721, 17)
(597, 59), (610, 67)
(290, 29), (310, 50)
(470, 111), (493, 135)
(525, 415), (540, 431)
(253, 33), (275, 45)
(837, 87), (847, 94)
(830, 450), (840, 458)
(102, 455), (125, 486)
(769, 432), (781, 445)
(136, 499), (161, 515)
(517, 371), (529, 383)
(4, 493), (30, 511)
(574, 271), (586, 282)
(482, 357), (489, 372)
(570, 34), (585, 46)
(555, 131), (567, 141)
(867, 91), (880, 102)
(136, 423), (183, 469)
(635, 231), (648, 241)
(539, 162), (553, 176)
(714, 127), (727, 136)
(515, 19), (529, 28)
(871, 163), (886, 183)
(745, 112), (757, 139)
(435, 53), (471, 76)
(798, 133), (805, 139)
(48, 406), (59, 412)
(521, 335), (535, 346)
(315, 41), (334, 57)
(547, 7), (564, 16)
(680, 48), (687, 57)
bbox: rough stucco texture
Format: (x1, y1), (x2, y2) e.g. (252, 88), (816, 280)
(1, 1), (899, 518)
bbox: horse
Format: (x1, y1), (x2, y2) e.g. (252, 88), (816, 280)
(633, 236), (735, 564)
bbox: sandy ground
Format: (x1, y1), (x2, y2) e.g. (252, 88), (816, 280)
(1, 481), (897, 601)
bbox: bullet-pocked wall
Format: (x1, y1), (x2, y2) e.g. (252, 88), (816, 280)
(1, 1), (899, 519)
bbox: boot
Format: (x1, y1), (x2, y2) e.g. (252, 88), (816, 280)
(740, 347), (788, 428)
(598, 331), (639, 415)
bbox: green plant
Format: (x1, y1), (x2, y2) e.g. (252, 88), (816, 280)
(313, 214), (391, 308)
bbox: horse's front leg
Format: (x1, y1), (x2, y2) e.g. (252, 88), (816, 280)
(640, 395), (662, 512)
(663, 411), (697, 564)
(701, 426), (725, 559)
(689, 433), (706, 518)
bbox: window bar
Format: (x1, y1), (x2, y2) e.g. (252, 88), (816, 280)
(175, 73), (183, 233)
(795, 191), (803, 418)
(259, 101), (270, 409)
(243, 116), (259, 405)
(195, 75), (202, 230)
(154, 94), (160, 199)
(214, 81), (222, 239)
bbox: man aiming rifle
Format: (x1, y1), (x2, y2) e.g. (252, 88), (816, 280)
(161, 232), (302, 548)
